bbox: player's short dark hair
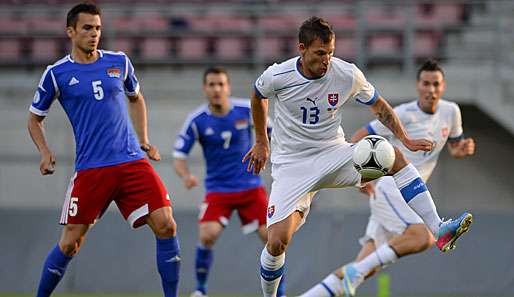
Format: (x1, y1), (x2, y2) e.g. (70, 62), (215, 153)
(67, 3), (101, 28)
(298, 17), (335, 48)
(417, 59), (445, 80)
(203, 67), (230, 84)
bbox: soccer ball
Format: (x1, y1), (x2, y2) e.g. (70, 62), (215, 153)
(352, 135), (395, 179)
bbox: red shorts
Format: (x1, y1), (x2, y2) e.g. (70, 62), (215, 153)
(60, 159), (171, 228)
(199, 186), (268, 234)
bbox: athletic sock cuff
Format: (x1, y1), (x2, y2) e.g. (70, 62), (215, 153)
(156, 236), (180, 252)
(260, 247), (285, 271)
(393, 163), (419, 188)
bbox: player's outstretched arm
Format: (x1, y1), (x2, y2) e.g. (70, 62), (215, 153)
(447, 137), (475, 158)
(369, 96), (432, 152)
(28, 112), (55, 175)
(127, 92), (160, 161)
(173, 158), (199, 189)
(242, 90), (269, 175)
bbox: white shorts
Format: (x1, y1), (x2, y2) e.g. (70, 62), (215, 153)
(267, 143), (361, 228)
(359, 176), (424, 247)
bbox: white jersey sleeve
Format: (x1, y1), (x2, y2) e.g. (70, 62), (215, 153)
(254, 64), (277, 99)
(351, 64), (378, 105)
(448, 102), (463, 140)
(123, 53), (140, 97)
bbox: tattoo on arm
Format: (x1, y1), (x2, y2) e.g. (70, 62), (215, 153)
(373, 99), (406, 139)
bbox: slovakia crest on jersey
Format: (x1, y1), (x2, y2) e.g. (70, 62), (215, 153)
(267, 205), (275, 218)
(328, 93), (339, 107)
(441, 127), (449, 137)
(107, 68), (122, 78)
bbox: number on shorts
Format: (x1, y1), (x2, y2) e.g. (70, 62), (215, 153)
(69, 197), (79, 217)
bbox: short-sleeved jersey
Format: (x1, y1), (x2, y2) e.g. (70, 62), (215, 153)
(29, 50), (144, 171)
(173, 98), (263, 193)
(254, 56), (378, 164)
(367, 100), (463, 181)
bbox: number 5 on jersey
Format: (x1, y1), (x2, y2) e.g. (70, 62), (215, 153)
(92, 80), (104, 100)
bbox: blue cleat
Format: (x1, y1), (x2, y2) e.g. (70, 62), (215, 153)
(342, 263), (364, 297)
(436, 212), (473, 252)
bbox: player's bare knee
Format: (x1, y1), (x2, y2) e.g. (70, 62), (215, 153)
(199, 232), (218, 248)
(267, 234), (289, 256)
(153, 218), (177, 238)
(390, 146), (409, 174)
(58, 239), (81, 256)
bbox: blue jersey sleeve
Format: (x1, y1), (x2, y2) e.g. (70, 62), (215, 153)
(123, 54), (140, 96)
(30, 66), (58, 116)
(173, 118), (197, 159)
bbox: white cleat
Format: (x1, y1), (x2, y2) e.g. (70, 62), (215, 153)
(190, 290), (207, 297)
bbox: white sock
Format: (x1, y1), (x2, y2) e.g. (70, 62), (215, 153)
(300, 273), (344, 297)
(393, 163), (443, 236)
(353, 244), (398, 276)
(260, 247), (285, 297)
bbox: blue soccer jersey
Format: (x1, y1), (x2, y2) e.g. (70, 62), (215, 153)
(30, 50), (145, 171)
(174, 99), (264, 193)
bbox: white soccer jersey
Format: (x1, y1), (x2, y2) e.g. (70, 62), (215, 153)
(255, 56), (377, 164)
(368, 100), (463, 181)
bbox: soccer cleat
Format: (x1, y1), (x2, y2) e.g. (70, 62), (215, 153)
(436, 212), (473, 252)
(190, 290), (207, 297)
(342, 263), (364, 297)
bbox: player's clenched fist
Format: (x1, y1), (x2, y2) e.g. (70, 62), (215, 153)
(242, 141), (270, 175)
(460, 138), (475, 155)
(183, 174), (199, 189)
(40, 152), (56, 175)
(141, 143), (161, 161)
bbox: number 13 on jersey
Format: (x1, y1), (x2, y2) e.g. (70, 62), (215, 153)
(300, 106), (320, 124)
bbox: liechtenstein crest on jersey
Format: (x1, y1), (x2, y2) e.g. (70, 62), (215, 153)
(267, 205), (275, 218)
(235, 119), (249, 130)
(107, 68), (121, 78)
(441, 127), (449, 137)
(328, 93), (339, 107)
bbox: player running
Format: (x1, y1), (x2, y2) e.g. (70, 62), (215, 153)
(242, 17), (473, 297)
(173, 67), (285, 297)
(28, 4), (180, 297)
(300, 60), (475, 297)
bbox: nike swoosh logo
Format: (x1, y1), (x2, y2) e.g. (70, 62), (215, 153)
(165, 255), (181, 263)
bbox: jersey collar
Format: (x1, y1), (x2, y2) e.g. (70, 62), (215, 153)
(206, 101), (233, 117)
(416, 100), (439, 115)
(67, 50), (103, 64)
(295, 57), (327, 81)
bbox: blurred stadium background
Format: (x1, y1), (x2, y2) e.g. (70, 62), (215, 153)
(1, 0), (513, 296)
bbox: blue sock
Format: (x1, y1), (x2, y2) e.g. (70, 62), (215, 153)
(195, 244), (213, 294)
(277, 270), (286, 297)
(36, 244), (73, 297)
(156, 236), (181, 297)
